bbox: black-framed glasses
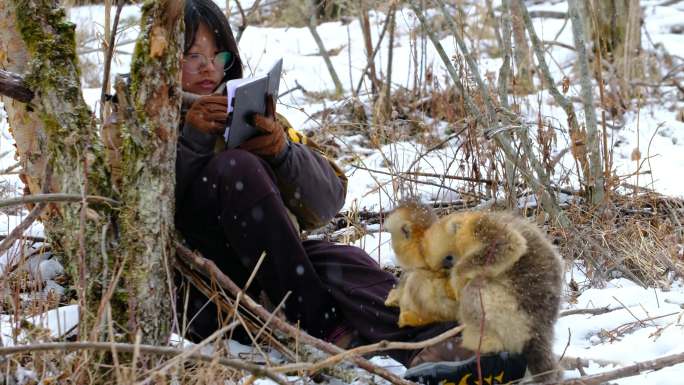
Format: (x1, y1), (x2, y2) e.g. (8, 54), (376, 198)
(182, 51), (235, 74)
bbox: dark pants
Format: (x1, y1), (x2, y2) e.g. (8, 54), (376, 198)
(175, 149), (455, 366)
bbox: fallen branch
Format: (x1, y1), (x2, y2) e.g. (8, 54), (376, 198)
(539, 351), (684, 385)
(558, 356), (625, 370)
(0, 341), (288, 385)
(276, 325), (465, 374)
(175, 242), (418, 385)
(559, 307), (615, 317)
(0, 193), (119, 210)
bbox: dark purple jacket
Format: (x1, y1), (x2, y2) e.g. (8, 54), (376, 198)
(176, 115), (347, 230)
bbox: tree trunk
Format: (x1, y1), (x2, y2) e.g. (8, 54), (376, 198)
(115, 0), (183, 344)
(569, 0), (605, 204)
(584, 0), (641, 96)
(585, 0), (641, 61)
(8, 0), (113, 339)
(359, 1), (378, 96)
(509, 0), (534, 93)
(0, 0), (181, 346)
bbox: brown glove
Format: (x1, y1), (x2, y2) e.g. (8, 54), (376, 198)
(239, 95), (287, 159)
(185, 95), (228, 135)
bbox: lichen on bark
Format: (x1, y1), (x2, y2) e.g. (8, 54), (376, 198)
(11, 0), (113, 339)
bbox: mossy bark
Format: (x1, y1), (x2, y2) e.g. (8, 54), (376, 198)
(116, 0), (183, 344)
(1, 0), (182, 345)
(9, 0), (112, 338)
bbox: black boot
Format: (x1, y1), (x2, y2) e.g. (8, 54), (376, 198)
(404, 352), (527, 385)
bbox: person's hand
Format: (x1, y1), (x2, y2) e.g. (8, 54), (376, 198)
(239, 95), (287, 158)
(185, 95), (228, 135)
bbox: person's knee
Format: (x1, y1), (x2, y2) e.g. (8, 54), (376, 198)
(203, 149), (279, 206)
(210, 149), (275, 185)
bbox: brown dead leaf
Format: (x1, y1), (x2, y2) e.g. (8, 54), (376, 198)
(631, 148), (641, 161)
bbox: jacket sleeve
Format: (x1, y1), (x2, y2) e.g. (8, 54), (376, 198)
(176, 123), (218, 207)
(271, 117), (348, 230)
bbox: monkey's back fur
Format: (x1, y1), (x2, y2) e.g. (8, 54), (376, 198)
(444, 211), (564, 382)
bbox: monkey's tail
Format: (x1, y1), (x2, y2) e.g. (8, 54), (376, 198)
(523, 334), (562, 383)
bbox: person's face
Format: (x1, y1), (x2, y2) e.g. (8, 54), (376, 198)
(182, 22), (224, 95)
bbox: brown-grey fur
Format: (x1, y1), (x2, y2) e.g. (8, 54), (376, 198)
(478, 212), (563, 382)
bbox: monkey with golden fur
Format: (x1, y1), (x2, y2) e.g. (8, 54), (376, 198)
(383, 201), (460, 327)
(385, 204), (564, 382)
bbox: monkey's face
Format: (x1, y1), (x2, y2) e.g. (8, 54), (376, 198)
(422, 212), (486, 271)
(385, 207), (430, 269)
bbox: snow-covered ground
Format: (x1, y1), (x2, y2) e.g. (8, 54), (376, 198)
(1, 0), (683, 384)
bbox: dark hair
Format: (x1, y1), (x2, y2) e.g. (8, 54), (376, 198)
(184, 0), (243, 81)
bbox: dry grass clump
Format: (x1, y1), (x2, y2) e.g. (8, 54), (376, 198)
(0, 349), (261, 384)
(556, 192), (684, 288)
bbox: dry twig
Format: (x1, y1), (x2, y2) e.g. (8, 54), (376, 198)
(175, 242), (418, 385)
(536, 351), (684, 385)
(0, 193), (119, 210)
(276, 325), (464, 374)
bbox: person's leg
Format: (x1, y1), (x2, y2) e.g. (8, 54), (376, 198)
(302, 239), (461, 366)
(176, 149), (340, 338)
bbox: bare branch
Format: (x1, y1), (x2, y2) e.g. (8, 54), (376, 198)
(175, 242), (418, 385)
(559, 307), (615, 317)
(0, 69), (33, 102)
(100, 0), (126, 120)
(535, 351), (684, 385)
(528, 10), (567, 19)
(305, 0), (344, 96)
(411, 0), (570, 227)
(0, 164), (52, 258)
(0, 193), (119, 210)
(354, 9), (391, 95)
(277, 325), (465, 374)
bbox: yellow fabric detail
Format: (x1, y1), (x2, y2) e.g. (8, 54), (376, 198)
(287, 127), (306, 144)
(457, 373), (471, 385)
(275, 113), (348, 190)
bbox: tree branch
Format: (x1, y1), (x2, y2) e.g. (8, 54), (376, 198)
(411, 0), (570, 227)
(0, 193), (119, 210)
(305, 0), (344, 96)
(559, 306), (615, 317)
(568, 0), (605, 204)
(0, 69), (33, 102)
(99, 0), (126, 120)
(537, 351), (684, 385)
(276, 325), (464, 374)
(175, 242), (418, 385)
